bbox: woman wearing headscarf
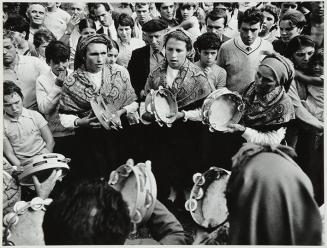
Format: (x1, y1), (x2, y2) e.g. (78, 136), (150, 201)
(194, 143), (322, 245)
(141, 29), (212, 206)
(59, 33), (138, 180)
(224, 52), (295, 146)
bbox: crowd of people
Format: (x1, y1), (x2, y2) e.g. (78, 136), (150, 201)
(2, 1), (324, 245)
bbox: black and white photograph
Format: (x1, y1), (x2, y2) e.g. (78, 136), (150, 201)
(2, 1), (325, 245)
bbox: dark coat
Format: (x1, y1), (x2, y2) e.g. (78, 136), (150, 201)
(127, 45), (151, 99)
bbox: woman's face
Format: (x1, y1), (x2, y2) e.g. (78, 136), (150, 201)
(165, 38), (188, 69)
(80, 28), (96, 37)
(262, 11), (275, 33)
(293, 45), (315, 70)
(180, 6), (195, 21)
(280, 20), (302, 43)
(254, 65), (276, 96)
(117, 25), (132, 43)
(107, 47), (118, 65)
(85, 43), (107, 73)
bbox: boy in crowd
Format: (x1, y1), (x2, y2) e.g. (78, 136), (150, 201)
(3, 81), (54, 169)
(194, 32), (227, 89)
(36, 40), (75, 158)
(206, 9), (230, 43)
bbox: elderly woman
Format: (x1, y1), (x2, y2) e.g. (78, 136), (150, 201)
(225, 52), (295, 146)
(142, 29), (211, 205)
(58, 34), (138, 180)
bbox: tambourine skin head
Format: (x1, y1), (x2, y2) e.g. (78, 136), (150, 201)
(90, 95), (118, 130)
(188, 167), (230, 229)
(201, 88), (244, 132)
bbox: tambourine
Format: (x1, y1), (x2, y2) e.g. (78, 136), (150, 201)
(18, 153), (70, 186)
(144, 88), (178, 127)
(2, 198), (51, 246)
(108, 159), (157, 226)
(202, 88), (244, 132)
(185, 167), (230, 229)
(90, 94), (118, 130)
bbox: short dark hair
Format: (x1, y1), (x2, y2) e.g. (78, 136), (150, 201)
(78, 18), (96, 33)
(309, 48), (323, 69)
(3, 80), (24, 99)
(4, 14), (30, 41)
(3, 29), (18, 47)
(206, 9), (228, 26)
(43, 179), (131, 245)
(194, 32), (222, 52)
(33, 29), (56, 48)
(260, 4), (279, 24)
(287, 35), (315, 59)
(179, 2), (197, 9)
(115, 13), (134, 30)
(135, 2), (149, 9)
(45, 40), (70, 64)
(164, 30), (193, 51)
(280, 9), (307, 29)
(238, 7), (264, 28)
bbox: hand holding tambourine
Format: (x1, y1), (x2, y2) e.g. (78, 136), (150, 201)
(90, 95), (123, 130)
(185, 167), (230, 230)
(142, 87), (178, 127)
(202, 88), (244, 132)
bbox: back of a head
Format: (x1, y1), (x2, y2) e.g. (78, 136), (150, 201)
(194, 32), (222, 52)
(43, 179), (131, 245)
(33, 29), (56, 48)
(45, 40), (70, 64)
(4, 14), (30, 40)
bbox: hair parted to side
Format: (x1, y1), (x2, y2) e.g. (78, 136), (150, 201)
(286, 35), (315, 59)
(164, 29), (193, 52)
(43, 179), (131, 245)
(3, 80), (24, 99)
(33, 29), (56, 48)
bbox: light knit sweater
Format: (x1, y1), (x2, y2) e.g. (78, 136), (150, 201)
(217, 36), (274, 94)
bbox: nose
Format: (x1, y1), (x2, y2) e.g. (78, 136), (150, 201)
(281, 29), (287, 35)
(99, 16), (104, 22)
(303, 54), (310, 61)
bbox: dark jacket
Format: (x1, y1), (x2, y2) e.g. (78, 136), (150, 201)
(127, 45), (151, 100)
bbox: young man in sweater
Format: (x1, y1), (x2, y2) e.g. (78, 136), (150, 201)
(217, 7), (274, 94)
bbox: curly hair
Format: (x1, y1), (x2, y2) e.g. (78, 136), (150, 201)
(114, 13), (135, 30)
(33, 29), (56, 48)
(194, 32), (222, 51)
(43, 179), (131, 245)
(4, 14), (30, 41)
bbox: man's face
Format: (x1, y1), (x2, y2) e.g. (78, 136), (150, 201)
(117, 25), (132, 43)
(4, 92), (23, 119)
(159, 2), (175, 21)
(69, 2), (86, 18)
(180, 6), (195, 21)
(279, 20), (302, 43)
(239, 22), (261, 46)
(36, 41), (49, 58)
(136, 5), (150, 24)
(46, 2), (56, 9)
(145, 30), (166, 51)
(214, 4), (230, 15)
(165, 38), (188, 69)
(50, 59), (69, 76)
(94, 4), (112, 27)
(280, 2), (298, 16)
(28, 4), (45, 26)
(206, 17), (225, 37)
(3, 38), (17, 65)
(311, 2), (324, 19)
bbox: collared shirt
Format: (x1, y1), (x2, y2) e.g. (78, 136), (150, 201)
(150, 46), (165, 72)
(100, 22), (118, 41)
(117, 38), (145, 67)
(4, 108), (48, 162)
(36, 68), (74, 137)
(3, 55), (49, 110)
